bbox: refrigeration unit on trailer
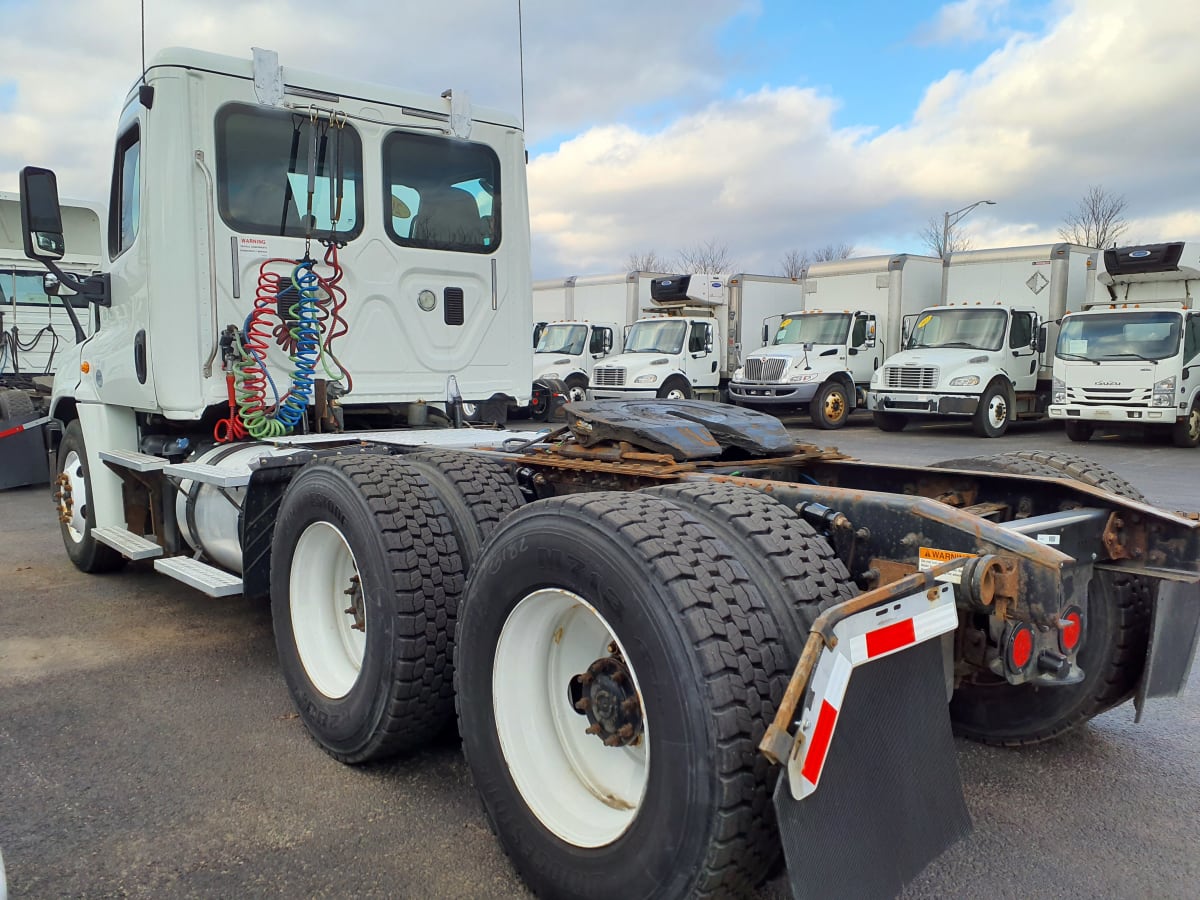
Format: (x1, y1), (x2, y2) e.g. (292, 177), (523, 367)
(589, 272), (801, 401)
(729, 253), (941, 428)
(18, 46), (1200, 900)
(1050, 241), (1200, 446)
(867, 243), (1095, 436)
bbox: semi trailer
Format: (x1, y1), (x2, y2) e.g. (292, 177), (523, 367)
(728, 253), (942, 428)
(1049, 241), (1200, 446)
(15, 47), (1200, 900)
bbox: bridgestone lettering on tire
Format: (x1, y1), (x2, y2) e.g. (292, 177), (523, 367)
(271, 455), (464, 763)
(933, 450), (1153, 745)
(455, 492), (789, 899)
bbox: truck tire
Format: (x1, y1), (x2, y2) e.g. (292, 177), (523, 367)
(644, 482), (855, 655)
(872, 410), (908, 432)
(1170, 399), (1200, 448)
(455, 492), (789, 899)
(656, 376), (692, 400)
(1064, 420), (1094, 443)
(971, 379), (1011, 437)
(810, 380), (851, 429)
(400, 449), (524, 568)
(0, 388), (35, 420)
(932, 451), (1152, 745)
(54, 419), (125, 574)
(564, 374), (589, 403)
(271, 455), (464, 763)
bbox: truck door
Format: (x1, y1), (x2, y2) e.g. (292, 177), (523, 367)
(848, 313), (878, 382)
(1008, 311), (1039, 390)
(686, 320), (717, 387)
(587, 325), (614, 375)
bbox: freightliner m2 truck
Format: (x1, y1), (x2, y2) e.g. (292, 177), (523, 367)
(14, 47), (1200, 900)
(868, 243), (1095, 436)
(729, 253), (942, 428)
(1050, 241), (1200, 447)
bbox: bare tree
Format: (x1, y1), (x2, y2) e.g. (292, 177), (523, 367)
(674, 239), (735, 274)
(779, 249), (809, 279)
(626, 249), (668, 272)
(1058, 185), (1129, 249)
(811, 243), (855, 262)
(920, 216), (974, 258)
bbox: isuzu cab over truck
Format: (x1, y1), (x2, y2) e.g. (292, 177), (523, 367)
(589, 272), (800, 401)
(729, 253), (941, 428)
(16, 47), (1200, 900)
(1050, 241), (1200, 447)
(867, 243), (1095, 436)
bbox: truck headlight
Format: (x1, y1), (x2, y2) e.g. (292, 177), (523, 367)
(733, 367), (744, 380)
(543, 370), (562, 380)
(1052, 376), (1065, 404)
(1153, 393), (1173, 406)
(634, 374), (659, 384)
(949, 375), (980, 387)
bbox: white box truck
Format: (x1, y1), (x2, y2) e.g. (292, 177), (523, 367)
(1049, 241), (1200, 446)
(728, 254), (941, 428)
(528, 271), (655, 407)
(867, 243), (1095, 436)
(589, 272), (801, 400)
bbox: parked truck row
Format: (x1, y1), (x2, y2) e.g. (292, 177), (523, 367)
(5, 46), (1200, 900)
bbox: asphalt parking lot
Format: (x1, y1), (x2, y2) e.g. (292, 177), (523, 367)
(1, 414), (1197, 898)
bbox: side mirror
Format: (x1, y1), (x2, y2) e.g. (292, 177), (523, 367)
(1035, 324), (1048, 354)
(603, 331), (613, 353)
(43, 273), (61, 296)
(866, 321), (877, 347)
(20, 166), (66, 261)
(762, 324), (769, 344)
(705, 329), (714, 353)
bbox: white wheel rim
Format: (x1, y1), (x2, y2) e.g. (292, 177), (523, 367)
(493, 589), (650, 847)
(289, 521), (366, 699)
(568, 385), (587, 402)
(987, 394), (1007, 428)
(666, 389), (686, 400)
(60, 449), (88, 544)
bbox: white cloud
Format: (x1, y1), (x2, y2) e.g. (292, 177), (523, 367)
(914, 0), (1013, 46)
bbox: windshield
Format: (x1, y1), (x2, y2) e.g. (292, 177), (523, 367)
(535, 324), (588, 355)
(625, 319), (687, 354)
(907, 308), (1008, 351)
(1057, 311), (1182, 362)
(773, 313), (850, 346)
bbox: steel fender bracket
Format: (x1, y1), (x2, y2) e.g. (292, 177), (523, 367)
(1135, 578), (1200, 722)
(774, 582), (970, 900)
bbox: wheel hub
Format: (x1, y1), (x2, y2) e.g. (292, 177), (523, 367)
(52, 472), (74, 525)
(571, 651), (643, 747)
(342, 573), (365, 632)
(825, 393), (846, 420)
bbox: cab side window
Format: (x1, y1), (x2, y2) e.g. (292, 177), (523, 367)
(688, 321), (710, 353)
(109, 126), (141, 258)
(1186, 315), (1200, 361)
(851, 316), (868, 346)
(589, 326), (612, 355)
(1009, 312), (1034, 349)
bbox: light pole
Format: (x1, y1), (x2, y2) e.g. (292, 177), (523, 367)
(942, 199), (996, 258)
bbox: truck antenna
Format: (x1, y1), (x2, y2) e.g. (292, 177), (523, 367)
(517, 0), (526, 133)
(137, 0), (154, 109)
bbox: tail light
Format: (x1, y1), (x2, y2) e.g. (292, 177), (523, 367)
(1003, 621), (1036, 676)
(1059, 605), (1083, 654)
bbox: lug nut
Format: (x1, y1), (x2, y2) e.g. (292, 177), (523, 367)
(585, 724), (601, 736)
(603, 735), (622, 747)
(574, 698), (591, 711)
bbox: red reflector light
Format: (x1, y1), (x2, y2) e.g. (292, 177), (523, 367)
(1005, 622), (1035, 674)
(1060, 606), (1083, 653)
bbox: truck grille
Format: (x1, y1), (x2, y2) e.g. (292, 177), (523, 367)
(1065, 386), (1152, 407)
(882, 366), (939, 390)
(743, 357), (788, 381)
(592, 368), (626, 387)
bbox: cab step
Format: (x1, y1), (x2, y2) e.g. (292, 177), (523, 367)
(98, 449), (169, 472)
(163, 462), (252, 488)
(92, 526), (163, 560)
(153, 557), (243, 597)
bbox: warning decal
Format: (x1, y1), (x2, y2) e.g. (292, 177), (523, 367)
(918, 547), (976, 583)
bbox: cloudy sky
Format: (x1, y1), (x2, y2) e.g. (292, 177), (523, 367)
(1, 0), (1196, 278)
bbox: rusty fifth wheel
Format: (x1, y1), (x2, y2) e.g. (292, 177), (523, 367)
(456, 491), (789, 899)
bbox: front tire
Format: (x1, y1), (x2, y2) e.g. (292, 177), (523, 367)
(656, 377), (692, 400)
(456, 492), (788, 899)
(564, 374), (589, 403)
(872, 410), (908, 432)
(1064, 420), (1094, 443)
(271, 456), (464, 763)
(971, 380), (1011, 437)
(810, 380), (850, 429)
(1171, 399), (1200, 448)
(55, 420), (125, 574)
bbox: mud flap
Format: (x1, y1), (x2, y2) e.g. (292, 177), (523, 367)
(773, 582), (971, 899)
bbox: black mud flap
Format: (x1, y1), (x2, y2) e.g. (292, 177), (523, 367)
(563, 398), (795, 460)
(1135, 578), (1200, 721)
(773, 640), (971, 899)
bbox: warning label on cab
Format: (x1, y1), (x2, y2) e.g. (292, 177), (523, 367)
(918, 547), (976, 584)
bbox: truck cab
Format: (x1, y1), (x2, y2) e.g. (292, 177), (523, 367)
(531, 318), (621, 402)
(1049, 242), (1200, 446)
(729, 309), (879, 428)
(868, 303), (1043, 437)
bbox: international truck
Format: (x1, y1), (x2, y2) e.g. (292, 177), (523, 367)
(589, 272), (801, 400)
(0, 193), (105, 489)
(1049, 242), (1200, 447)
(14, 47), (1200, 900)
(728, 253), (941, 428)
(867, 243), (1095, 436)
(527, 271), (654, 410)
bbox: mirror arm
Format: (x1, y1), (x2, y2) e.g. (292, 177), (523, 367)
(40, 259), (110, 344)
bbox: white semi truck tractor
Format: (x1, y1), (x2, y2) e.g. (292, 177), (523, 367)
(867, 243), (1095, 437)
(1049, 241), (1200, 446)
(729, 254), (941, 428)
(16, 47), (1200, 900)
